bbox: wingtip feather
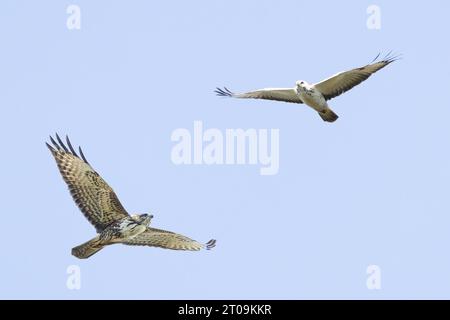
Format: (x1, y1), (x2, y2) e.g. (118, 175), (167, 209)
(47, 134), (90, 165)
(206, 239), (217, 250)
(49, 135), (60, 150)
(380, 51), (402, 64)
(65, 135), (79, 157)
(45, 142), (55, 152)
(79, 146), (90, 165)
(55, 133), (69, 152)
(370, 52), (402, 67)
(215, 87), (234, 97)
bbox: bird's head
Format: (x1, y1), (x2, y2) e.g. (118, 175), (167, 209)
(296, 80), (307, 90)
(131, 213), (153, 226)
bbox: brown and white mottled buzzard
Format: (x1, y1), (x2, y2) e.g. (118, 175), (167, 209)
(47, 134), (216, 259)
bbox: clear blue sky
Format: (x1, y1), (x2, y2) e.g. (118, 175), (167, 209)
(1, 0), (450, 299)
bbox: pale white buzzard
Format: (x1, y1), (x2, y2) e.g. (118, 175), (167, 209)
(216, 53), (400, 122)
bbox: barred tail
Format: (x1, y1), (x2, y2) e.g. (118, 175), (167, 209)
(71, 236), (105, 259)
(318, 109), (339, 123)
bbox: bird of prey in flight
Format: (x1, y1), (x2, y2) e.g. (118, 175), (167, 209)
(47, 134), (216, 259)
(215, 53), (400, 122)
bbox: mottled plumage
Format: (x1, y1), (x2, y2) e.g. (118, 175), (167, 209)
(47, 134), (216, 259)
(125, 228), (217, 251)
(47, 135), (128, 232)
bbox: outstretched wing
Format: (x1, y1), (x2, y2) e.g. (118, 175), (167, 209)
(314, 53), (400, 101)
(124, 227), (216, 251)
(215, 87), (303, 104)
(47, 134), (129, 232)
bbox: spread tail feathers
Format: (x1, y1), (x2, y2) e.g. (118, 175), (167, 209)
(318, 109), (339, 123)
(72, 236), (105, 259)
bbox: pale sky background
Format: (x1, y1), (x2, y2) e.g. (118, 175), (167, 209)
(1, 0), (450, 299)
